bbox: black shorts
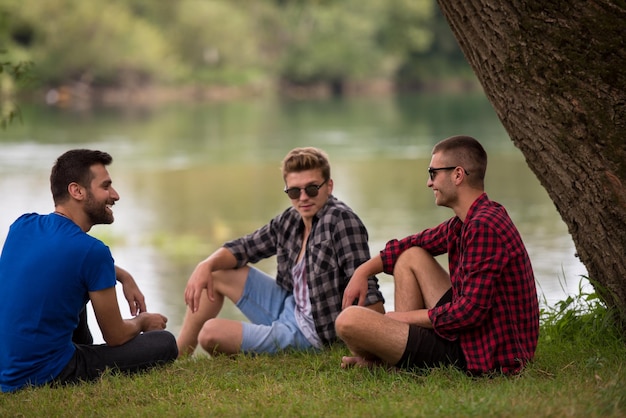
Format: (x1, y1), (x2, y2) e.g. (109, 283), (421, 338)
(396, 288), (467, 371)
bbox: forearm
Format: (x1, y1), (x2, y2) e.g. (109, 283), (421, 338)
(105, 313), (166, 346)
(115, 265), (146, 314)
(354, 255), (384, 279)
(107, 318), (143, 346)
(199, 247), (238, 272)
(386, 309), (433, 329)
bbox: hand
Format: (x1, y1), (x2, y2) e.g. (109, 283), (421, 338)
(342, 256), (383, 310)
(342, 271), (369, 309)
(137, 312), (168, 332)
(184, 261), (213, 313)
(116, 266), (147, 316)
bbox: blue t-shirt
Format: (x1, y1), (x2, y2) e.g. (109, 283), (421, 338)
(0, 213), (116, 392)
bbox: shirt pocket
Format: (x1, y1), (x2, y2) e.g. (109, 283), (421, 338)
(276, 246), (290, 268)
(310, 239), (338, 276)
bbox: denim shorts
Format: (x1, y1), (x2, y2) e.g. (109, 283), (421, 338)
(236, 267), (317, 354)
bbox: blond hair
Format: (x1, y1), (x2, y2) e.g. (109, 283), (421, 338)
(281, 147), (331, 181)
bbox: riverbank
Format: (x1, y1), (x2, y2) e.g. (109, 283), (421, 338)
(2, 296), (624, 417)
(14, 77), (482, 111)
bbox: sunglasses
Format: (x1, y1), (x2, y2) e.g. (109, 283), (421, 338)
(427, 166), (470, 181)
(284, 179), (328, 199)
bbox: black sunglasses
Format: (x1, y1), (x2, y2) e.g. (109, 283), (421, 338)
(428, 166), (469, 181)
(284, 179), (328, 199)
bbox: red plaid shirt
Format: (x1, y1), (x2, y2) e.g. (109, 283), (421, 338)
(381, 193), (539, 374)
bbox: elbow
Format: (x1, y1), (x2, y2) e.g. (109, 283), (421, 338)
(103, 335), (126, 347)
(464, 310), (491, 330)
(102, 330), (133, 347)
(100, 318), (142, 346)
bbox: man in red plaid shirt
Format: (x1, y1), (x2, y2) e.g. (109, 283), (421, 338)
(336, 135), (539, 375)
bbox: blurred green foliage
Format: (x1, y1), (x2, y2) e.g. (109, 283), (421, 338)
(1, 7), (33, 127)
(0, 0), (472, 92)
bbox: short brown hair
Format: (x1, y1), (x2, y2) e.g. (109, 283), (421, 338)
(50, 149), (113, 205)
(432, 135), (487, 187)
(281, 147), (331, 181)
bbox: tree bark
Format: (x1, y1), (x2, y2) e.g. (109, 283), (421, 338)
(437, 0), (626, 321)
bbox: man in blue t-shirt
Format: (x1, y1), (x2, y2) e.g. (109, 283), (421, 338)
(0, 149), (177, 393)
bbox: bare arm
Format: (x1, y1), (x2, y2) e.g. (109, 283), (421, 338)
(90, 287), (168, 346)
(184, 247), (238, 313)
(385, 309), (433, 329)
(115, 265), (147, 316)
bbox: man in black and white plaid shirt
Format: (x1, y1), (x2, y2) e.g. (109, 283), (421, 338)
(177, 147), (385, 357)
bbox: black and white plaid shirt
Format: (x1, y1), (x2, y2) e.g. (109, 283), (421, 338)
(224, 195), (384, 345)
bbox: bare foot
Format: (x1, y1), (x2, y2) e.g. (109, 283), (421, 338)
(176, 340), (198, 358)
(341, 356), (377, 369)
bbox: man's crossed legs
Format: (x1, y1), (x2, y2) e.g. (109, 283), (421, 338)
(336, 247), (466, 370)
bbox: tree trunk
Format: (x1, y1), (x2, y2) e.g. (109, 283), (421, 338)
(437, 0), (626, 321)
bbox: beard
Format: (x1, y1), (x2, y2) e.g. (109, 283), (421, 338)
(84, 190), (114, 225)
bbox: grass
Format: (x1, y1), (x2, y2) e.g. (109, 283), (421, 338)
(2, 283), (625, 417)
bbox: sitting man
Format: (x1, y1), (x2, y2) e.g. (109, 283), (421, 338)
(336, 135), (539, 375)
(177, 147), (384, 356)
(0, 149), (178, 393)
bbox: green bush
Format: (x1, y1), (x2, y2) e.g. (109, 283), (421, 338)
(1, 0), (472, 90)
(9, 0), (179, 86)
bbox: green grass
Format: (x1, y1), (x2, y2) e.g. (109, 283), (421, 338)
(2, 287), (625, 417)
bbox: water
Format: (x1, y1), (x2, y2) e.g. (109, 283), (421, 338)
(0, 93), (588, 342)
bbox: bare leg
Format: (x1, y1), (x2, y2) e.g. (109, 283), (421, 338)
(336, 247), (450, 369)
(335, 306), (409, 368)
(393, 247), (451, 311)
(176, 267), (249, 357)
(198, 318), (244, 355)
(176, 289), (224, 356)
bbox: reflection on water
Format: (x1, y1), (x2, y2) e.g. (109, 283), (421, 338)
(0, 93), (587, 342)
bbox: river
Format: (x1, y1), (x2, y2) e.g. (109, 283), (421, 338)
(0, 92), (588, 342)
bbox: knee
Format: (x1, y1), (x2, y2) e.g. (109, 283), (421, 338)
(198, 318), (237, 353)
(335, 306), (363, 340)
(396, 246), (429, 265)
(145, 330), (178, 362)
(394, 246), (432, 274)
(161, 331), (179, 361)
(197, 319), (221, 352)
